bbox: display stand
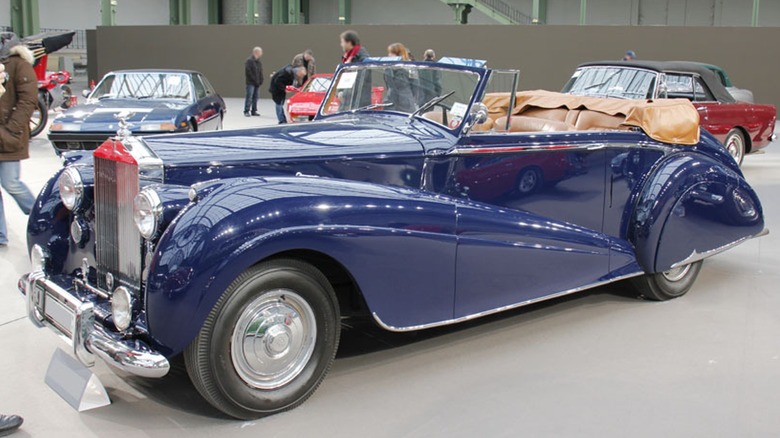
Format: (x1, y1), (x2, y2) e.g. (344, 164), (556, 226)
(44, 348), (111, 412)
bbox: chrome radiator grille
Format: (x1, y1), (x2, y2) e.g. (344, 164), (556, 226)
(94, 153), (142, 293)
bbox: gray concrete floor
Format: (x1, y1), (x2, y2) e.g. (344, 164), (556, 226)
(0, 107), (778, 437)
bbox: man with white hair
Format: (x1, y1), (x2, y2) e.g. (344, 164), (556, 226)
(244, 46), (264, 117)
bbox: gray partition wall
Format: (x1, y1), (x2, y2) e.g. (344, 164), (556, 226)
(91, 25), (780, 108)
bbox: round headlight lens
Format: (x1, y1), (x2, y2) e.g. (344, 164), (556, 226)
(111, 286), (133, 331)
(30, 244), (47, 273)
(133, 189), (162, 240)
(58, 167), (84, 210)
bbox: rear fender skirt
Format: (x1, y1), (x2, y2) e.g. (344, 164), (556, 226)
(629, 151), (763, 273)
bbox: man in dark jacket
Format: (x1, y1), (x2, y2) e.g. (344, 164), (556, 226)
(0, 32), (37, 247)
(269, 65), (306, 124)
(339, 31), (372, 108)
(340, 30), (369, 64)
(244, 46), (263, 117)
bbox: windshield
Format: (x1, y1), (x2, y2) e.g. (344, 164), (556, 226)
(304, 76), (332, 93)
(91, 72), (193, 101)
(562, 67), (657, 99)
(321, 64), (480, 127)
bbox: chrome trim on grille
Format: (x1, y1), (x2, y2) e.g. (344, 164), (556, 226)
(372, 272), (644, 332)
(94, 151), (142, 293)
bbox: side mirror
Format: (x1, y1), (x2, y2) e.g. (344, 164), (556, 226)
(82, 89), (91, 98)
(463, 103), (489, 134)
(285, 85), (299, 93)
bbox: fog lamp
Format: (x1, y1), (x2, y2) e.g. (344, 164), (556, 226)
(111, 286), (133, 331)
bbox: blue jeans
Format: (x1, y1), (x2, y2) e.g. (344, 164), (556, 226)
(275, 103), (287, 124)
(244, 84), (259, 114)
(0, 161), (36, 244)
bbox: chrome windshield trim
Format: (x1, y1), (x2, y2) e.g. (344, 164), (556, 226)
(670, 228), (769, 269)
(372, 272), (644, 332)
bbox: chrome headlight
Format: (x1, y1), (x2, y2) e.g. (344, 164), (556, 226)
(111, 286), (133, 331)
(58, 167), (84, 210)
(133, 188), (163, 240)
(30, 244), (48, 273)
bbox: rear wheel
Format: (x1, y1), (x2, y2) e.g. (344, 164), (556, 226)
(30, 95), (48, 137)
(630, 261), (703, 301)
(184, 259), (340, 420)
(724, 129), (746, 166)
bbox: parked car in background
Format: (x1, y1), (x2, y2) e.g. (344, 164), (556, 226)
(23, 59), (765, 420)
(562, 61), (776, 165)
(48, 69), (225, 154)
(285, 73), (333, 122)
(700, 62), (754, 103)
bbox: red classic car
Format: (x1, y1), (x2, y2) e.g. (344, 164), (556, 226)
(285, 73), (333, 122)
(563, 61), (777, 165)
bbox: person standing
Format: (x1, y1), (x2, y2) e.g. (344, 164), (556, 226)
(622, 50), (637, 61)
(384, 43), (416, 113)
(244, 46), (263, 117)
(339, 31), (371, 109)
(340, 30), (369, 64)
(418, 49), (442, 105)
(291, 49), (316, 86)
(269, 65), (307, 124)
(0, 32), (37, 247)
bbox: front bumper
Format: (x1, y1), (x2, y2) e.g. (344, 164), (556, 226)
(21, 272), (170, 378)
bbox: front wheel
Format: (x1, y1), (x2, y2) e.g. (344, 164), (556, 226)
(184, 259), (340, 420)
(30, 95), (48, 137)
(629, 261), (703, 301)
(724, 129), (746, 166)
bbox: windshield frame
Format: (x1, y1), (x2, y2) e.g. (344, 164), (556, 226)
(317, 61), (485, 133)
(563, 66), (660, 100)
(88, 71), (196, 103)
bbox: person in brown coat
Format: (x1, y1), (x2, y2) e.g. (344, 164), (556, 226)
(291, 49), (315, 86)
(0, 32), (37, 246)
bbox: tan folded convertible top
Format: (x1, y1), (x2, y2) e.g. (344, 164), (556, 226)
(482, 90), (701, 145)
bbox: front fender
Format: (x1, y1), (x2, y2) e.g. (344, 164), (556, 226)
(630, 151), (764, 273)
(144, 176), (457, 356)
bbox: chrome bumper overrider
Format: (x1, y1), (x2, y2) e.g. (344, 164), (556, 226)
(21, 272), (169, 378)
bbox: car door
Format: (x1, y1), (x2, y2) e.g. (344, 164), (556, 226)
(448, 132), (611, 317)
(192, 74), (221, 131)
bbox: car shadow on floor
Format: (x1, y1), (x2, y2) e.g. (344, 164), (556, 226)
(103, 280), (642, 421)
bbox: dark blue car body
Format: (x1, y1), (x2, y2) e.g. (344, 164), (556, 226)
(24, 61), (765, 399)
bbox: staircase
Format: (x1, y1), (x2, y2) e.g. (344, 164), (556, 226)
(442, 0), (533, 25)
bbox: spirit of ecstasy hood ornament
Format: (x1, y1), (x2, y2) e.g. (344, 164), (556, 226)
(114, 110), (135, 144)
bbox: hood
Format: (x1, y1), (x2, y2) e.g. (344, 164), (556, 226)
(55, 100), (188, 127)
(3, 45), (34, 64)
(142, 115), (432, 167)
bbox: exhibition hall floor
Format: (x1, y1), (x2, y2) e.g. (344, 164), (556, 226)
(1, 106), (778, 437)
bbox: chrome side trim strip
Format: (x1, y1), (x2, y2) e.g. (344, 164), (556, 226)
(372, 272), (644, 332)
(670, 228), (770, 269)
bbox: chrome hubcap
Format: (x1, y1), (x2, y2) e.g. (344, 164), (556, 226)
(726, 135), (743, 161)
(662, 264), (692, 282)
(231, 289), (316, 390)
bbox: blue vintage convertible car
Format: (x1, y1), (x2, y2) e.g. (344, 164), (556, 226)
(48, 69), (225, 154)
(21, 59), (766, 419)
